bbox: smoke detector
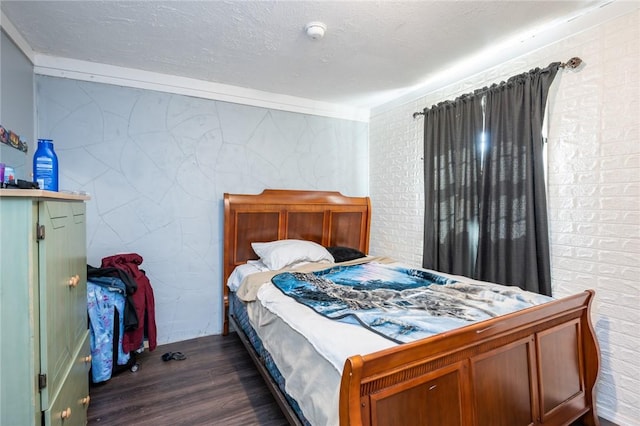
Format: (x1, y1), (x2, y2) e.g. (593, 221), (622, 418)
(305, 22), (327, 40)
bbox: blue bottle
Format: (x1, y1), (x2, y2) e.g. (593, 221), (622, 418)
(33, 139), (59, 191)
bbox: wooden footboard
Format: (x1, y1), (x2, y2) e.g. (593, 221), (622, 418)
(340, 290), (600, 426)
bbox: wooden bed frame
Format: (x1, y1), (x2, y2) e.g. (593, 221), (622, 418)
(223, 189), (600, 426)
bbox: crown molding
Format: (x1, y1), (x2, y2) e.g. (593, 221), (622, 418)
(2, 11), (368, 123)
(33, 55), (370, 122)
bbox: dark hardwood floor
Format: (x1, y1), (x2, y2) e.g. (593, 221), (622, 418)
(87, 333), (288, 426)
(88, 333), (617, 426)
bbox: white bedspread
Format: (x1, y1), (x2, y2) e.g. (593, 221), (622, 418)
(245, 291), (344, 425)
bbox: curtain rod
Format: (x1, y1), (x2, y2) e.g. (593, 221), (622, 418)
(412, 57), (582, 119)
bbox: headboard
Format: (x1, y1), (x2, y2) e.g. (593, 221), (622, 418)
(222, 189), (371, 334)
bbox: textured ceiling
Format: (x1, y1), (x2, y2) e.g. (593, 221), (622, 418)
(2, 1), (604, 109)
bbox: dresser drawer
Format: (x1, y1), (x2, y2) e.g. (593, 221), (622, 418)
(43, 333), (91, 426)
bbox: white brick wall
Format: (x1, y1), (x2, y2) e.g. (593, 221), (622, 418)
(369, 8), (639, 426)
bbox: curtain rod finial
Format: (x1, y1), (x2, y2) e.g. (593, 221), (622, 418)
(561, 57), (582, 69)
(413, 111), (425, 119)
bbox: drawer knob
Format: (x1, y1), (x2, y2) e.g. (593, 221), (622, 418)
(81, 395), (91, 406)
(61, 407), (72, 419)
(68, 274), (80, 288)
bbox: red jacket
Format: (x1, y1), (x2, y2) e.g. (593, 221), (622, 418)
(101, 253), (157, 352)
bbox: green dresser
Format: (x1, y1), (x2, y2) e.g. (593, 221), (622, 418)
(1, 190), (91, 426)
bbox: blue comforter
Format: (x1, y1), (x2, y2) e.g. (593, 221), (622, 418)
(271, 262), (553, 343)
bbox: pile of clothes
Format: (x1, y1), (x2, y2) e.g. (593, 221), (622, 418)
(87, 253), (157, 383)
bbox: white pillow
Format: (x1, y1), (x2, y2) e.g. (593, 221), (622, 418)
(251, 239), (334, 270)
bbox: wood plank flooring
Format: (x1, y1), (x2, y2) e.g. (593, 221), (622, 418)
(87, 333), (288, 426)
(88, 333), (617, 426)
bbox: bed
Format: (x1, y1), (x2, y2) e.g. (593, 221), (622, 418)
(222, 189), (600, 426)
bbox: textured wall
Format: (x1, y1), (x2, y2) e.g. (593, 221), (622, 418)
(36, 75), (368, 343)
(369, 9), (639, 426)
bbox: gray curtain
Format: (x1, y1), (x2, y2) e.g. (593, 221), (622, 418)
(476, 64), (559, 295)
(423, 63), (559, 296)
(423, 94), (484, 276)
